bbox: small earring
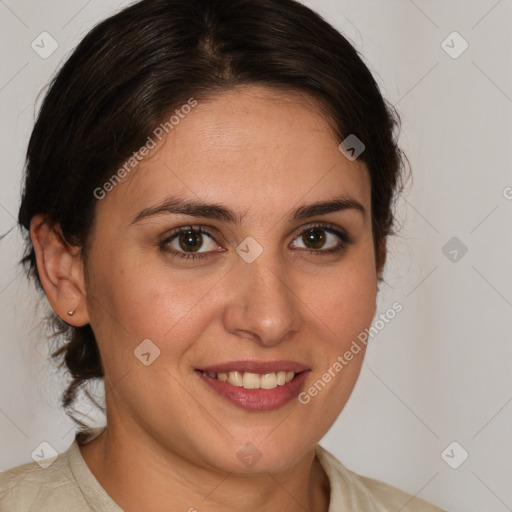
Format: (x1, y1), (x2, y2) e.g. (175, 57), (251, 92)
(67, 309), (76, 316)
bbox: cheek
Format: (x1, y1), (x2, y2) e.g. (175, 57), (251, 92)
(304, 253), (378, 347)
(326, 275), (377, 341)
(85, 250), (223, 366)
(295, 256), (377, 423)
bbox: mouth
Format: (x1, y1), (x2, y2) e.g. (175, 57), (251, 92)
(195, 361), (310, 411)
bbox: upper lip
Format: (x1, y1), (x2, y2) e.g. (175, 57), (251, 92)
(198, 360), (310, 374)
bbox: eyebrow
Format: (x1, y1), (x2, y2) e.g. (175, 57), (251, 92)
(130, 195), (365, 225)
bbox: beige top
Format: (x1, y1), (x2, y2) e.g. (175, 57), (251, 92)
(0, 428), (445, 511)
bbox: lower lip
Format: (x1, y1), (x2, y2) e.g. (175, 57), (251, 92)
(196, 371), (310, 411)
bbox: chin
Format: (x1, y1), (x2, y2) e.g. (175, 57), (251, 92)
(201, 435), (314, 476)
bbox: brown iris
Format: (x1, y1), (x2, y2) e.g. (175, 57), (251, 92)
(302, 227), (326, 249)
(178, 230), (203, 252)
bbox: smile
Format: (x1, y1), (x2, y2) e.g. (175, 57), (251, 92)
(195, 361), (310, 411)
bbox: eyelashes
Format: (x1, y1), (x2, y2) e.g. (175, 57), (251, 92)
(159, 223), (353, 262)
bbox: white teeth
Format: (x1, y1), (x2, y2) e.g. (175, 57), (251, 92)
(260, 373), (277, 389)
(211, 370), (297, 390)
(228, 371), (243, 387)
(242, 372), (260, 389)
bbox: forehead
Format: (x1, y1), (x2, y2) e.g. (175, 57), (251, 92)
(97, 86), (370, 222)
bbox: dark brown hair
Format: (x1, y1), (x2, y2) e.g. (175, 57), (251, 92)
(18, 0), (407, 424)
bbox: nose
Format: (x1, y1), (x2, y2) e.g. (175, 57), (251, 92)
(222, 255), (303, 347)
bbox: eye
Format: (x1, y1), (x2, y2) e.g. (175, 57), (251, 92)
(290, 224), (351, 254)
(160, 226), (222, 260)
(160, 223), (351, 262)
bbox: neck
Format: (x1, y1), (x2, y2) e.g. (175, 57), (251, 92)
(79, 420), (330, 512)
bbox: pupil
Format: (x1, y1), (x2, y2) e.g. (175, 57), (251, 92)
(304, 228), (325, 249)
(179, 231), (202, 252)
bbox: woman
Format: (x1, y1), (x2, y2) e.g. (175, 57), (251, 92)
(0, 0), (445, 510)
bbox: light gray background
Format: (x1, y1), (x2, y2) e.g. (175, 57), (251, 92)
(1, 1), (511, 510)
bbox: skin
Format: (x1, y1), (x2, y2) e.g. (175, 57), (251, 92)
(31, 85), (381, 511)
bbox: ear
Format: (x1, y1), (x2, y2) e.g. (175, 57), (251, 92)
(30, 214), (89, 326)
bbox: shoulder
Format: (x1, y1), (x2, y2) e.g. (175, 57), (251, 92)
(315, 445), (446, 512)
(0, 447), (81, 511)
(0, 428), (111, 512)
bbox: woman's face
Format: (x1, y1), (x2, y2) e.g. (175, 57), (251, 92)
(84, 85), (377, 473)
